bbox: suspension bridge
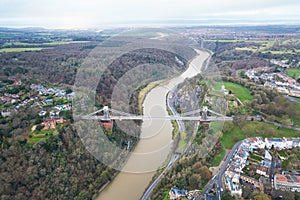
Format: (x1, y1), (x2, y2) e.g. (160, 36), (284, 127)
(82, 106), (233, 122)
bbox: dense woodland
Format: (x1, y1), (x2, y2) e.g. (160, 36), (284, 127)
(0, 30), (197, 199)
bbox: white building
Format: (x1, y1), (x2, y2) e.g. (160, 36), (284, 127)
(265, 138), (285, 149)
(225, 171), (242, 197)
(274, 174), (300, 192)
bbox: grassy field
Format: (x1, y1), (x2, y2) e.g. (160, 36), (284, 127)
(212, 146), (226, 166)
(28, 130), (55, 143)
(0, 47), (44, 52)
(263, 50), (300, 54)
(3, 41), (88, 47)
(163, 190), (169, 200)
(282, 39), (300, 45)
(287, 69), (300, 78)
(177, 131), (188, 151)
(234, 39), (300, 54)
(210, 121), (224, 134)
(235, 47), (259, 52)
(236, 48), (300, 54)
(250, 154), (262, 162)
(220, 121), (300, 149)
(214, 82), (253, 102)
(206, 39), (270, 43)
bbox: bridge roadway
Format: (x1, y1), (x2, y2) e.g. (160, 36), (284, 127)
(82, 115), (233, 122)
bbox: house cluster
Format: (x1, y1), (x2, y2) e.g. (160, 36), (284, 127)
(245, 68), (300, 98)
(224, 137), (300, 198)
(8, 76), (22, 85)
(29, 84), (75, 116)
(30, 84), (76, 100)
(1, 82), (76, 117)
(16, 96), (39, 109)
(270, 59), (290, 68)
(169, 186), (201, 200)
(0, 93), (20, 104)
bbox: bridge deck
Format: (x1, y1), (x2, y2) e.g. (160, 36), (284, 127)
(82, 115), (233, 121)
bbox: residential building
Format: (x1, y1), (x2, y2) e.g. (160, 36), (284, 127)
(169, 187), (188, 200)
(274, 174), (300, 192)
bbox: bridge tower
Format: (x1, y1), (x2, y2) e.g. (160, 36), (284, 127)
(102, 106), (110, 121)
(202, 106), (208, 120)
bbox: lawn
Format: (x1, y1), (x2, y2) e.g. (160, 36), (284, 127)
(220, 121), (300, 149)
(206, 39), (270, 43)
(3, 41), (88, 47)
(163, 190), (169, 200)
(250, 154), (262, 162)
(212, 146), (226, 166)
(0, 47), (44, 52)
(262, 50), (300, 55)
(287, 69), (300, 78)
(177, 131), (188, 151)
(235, 47), (258, 52)
(28, 130), (54, 143)
(210, 121), (223, 134)
(214, 82), (253, 102)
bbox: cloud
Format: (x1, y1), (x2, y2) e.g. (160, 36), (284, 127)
(0, 0), (300, 27)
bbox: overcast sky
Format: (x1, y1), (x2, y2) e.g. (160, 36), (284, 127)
(1, 0), (300, 28)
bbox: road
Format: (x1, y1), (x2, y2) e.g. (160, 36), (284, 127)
(141, 154), (180, 200)
(167, 91), (185, 132)
(200, 141), (242, 199)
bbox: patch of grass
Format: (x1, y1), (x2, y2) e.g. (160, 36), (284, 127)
(3, 41), (89, 47)
(278, 151), (286, 157)
(210, 121), (223, 134)
(43, 41), (89, 45)
(282, 39), (300, 45)
(287, 69), (300, 78)
(250, 154), (262, 162)
(28, 130), (55, 143)
(214, 82), (253, 102)
(163, 190), (169, 200)
(0, 48), (44, 52)
(212, 146), (226, 166)
(206, 40), (270, 43)
(235, 47), (258, 52)
(262, 50), (300, 54)
(220, 121), (300, 149)
(177, 131), (187, 151)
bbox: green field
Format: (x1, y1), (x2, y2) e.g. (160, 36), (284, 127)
(220, 121), (300, 149)
(28, 130), (54, 143)
(177, 131), (188, 151)
(214, 82), (253, 102)
(210, 121), (223, 134)
(287, 69), (300, 78)
(263, 50), (300, 54)
(234, 39), (300, 54)
(0, 48), (44, 52)
(236, 48), (300, 55)
(3, 41), (88, 47)
(250, 154), (262, 162)
(206, 39), (270, 43)
(282, 39), (300, 45)
(212, 146), (226, 166)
